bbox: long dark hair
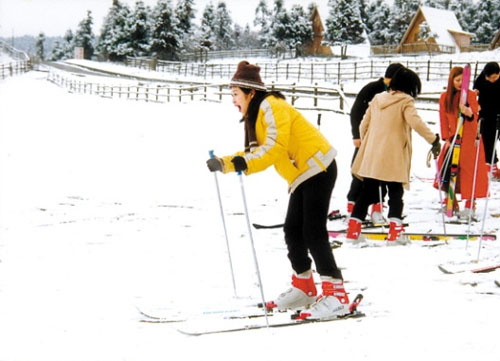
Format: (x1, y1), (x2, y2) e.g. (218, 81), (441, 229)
(444, 66), (463, 113)
(240, 88), (285, 127)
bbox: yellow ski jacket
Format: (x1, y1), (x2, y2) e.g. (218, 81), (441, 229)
(221, 95), (336, 193)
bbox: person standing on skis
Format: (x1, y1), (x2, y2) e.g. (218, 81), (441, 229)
(206, 61), (350, 320)
(473, 61), (500, 179)
(343, 62), (405, 224)
(436, 66), (489, 220)
(346, 68), (441, 244)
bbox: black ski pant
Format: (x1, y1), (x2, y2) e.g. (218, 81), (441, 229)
(283, 160), (342, 279)
(351, 178), (404, 221)
(480, 115), (499, 164)
(347, 147), (387, 204)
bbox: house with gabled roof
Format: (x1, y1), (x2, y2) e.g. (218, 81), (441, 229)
(304, 4), (333, 56)
(397, 6), (474, 54)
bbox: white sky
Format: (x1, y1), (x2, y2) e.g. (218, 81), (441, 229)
(0, 0), (275, 38)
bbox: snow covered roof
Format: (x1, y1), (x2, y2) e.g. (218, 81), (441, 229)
(400, 6), (473, 48)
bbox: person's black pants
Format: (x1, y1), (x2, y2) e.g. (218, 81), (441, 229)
(480, 115), (499, 164)
(283, 160), (342, 279)
(347, 147), (387, 204)
(351, 178), (404, 221)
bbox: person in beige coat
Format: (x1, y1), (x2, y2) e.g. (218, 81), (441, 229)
(346, 68), (441, 244)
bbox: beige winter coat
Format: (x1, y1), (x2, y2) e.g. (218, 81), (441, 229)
(351, 91), (436, 190)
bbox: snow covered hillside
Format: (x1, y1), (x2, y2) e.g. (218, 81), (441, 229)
(0, 59), (499, 360)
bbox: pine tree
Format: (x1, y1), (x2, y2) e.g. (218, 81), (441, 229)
(150, 0), (180, 60)
(288, 4), (313, 57)
(96, 1), (133, 61)
(213, 1), (234, 50)
(269, 0), (289, 48)
(35, 32), (46, 60)
(199, 2), (216, 49)
(324, 0), (364, 45)
(422, 0), (448, 9)
(49, 29), (74, 60)
(472, 0), (500, 44)
(364, 0), (392, 45)
(254, 0), (271, 47)
(73, 10), (95, 59)
(449, 0), (475, 33)
(175, 0), (196, 35)
(128, 1), (151, 56)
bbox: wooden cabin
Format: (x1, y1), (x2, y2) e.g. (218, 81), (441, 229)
(397, 6), (473, 54)
(490, 29), (500, 50)
(304, 5), (333, 56)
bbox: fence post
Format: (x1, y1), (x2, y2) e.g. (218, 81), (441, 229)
(219, 85), (222, 101)
(298, 63), (301, 82)
(427, 59), (431, 81)
(310, 63), (314, 83)
(354, 62), (357, 82)
(314, 83), (318, 107)
(291, 83), (296, 106)
(286, 63), (289, 80)
(340, 84), (344, 111)
(370, 60), (373, 78)
(337, 62), (341, 85)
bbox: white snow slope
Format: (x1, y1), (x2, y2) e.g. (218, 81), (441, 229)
(0, 62), (499, 361)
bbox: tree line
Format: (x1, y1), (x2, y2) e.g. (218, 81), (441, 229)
(27, 0), (500, 62)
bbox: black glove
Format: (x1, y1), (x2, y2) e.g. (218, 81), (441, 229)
(231, 156), (247, 172)
(206, 157), (223, 172)
(431, 134), (441, 158)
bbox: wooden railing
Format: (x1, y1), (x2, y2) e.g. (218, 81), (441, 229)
(0, 39), (31, 79)
(123, 57), (492, 84)
(47, 70), (350, 114)
(0, 60), (31, 79)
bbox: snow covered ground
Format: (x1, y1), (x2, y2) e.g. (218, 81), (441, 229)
(0, 61), (499, 360)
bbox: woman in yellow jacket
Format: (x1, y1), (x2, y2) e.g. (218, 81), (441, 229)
(206, 61), (349, 320)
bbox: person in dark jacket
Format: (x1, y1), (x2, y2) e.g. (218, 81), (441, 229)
(341, 63), (405, 224)
(473, 61), (500, 179)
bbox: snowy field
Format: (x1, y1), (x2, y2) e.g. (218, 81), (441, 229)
(0, 63), (500, 361)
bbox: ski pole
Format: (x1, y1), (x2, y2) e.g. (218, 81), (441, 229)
(377, 184), (385, 233)
(439, 117), (464, 180)
(434, 157), (447, 234)
(209, 150), (237, 298)
(477, 114), (500, 261)
(466, 117), (483, 250)
(237, 170), (269, 327)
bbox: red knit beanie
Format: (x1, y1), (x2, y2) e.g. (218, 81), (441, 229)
(229, 61), (266, 91)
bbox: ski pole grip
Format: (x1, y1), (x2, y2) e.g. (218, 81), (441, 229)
(209, 150), (214, 159)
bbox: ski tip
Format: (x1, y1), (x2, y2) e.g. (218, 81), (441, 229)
(349, 294), (363, 312)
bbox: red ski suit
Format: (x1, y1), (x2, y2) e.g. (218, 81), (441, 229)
(435, 89), (488, 199)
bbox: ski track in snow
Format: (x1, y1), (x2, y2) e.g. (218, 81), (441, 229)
(0, 60), (499, 361)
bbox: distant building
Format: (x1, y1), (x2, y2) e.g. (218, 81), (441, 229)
(397, 6), (473, 54)
(304, 5), (333, 56)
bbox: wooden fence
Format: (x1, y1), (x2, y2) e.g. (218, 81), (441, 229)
(0, 39), (31, 79)
(124, 57), (491, 84)
(47, 70), (350, 113)
(0, 60), (31, 79)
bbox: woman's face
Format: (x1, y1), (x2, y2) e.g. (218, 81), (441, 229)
(486, 73), (500, 83)
(453, 73), (463, 91)
(231, 87), (254, 115)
